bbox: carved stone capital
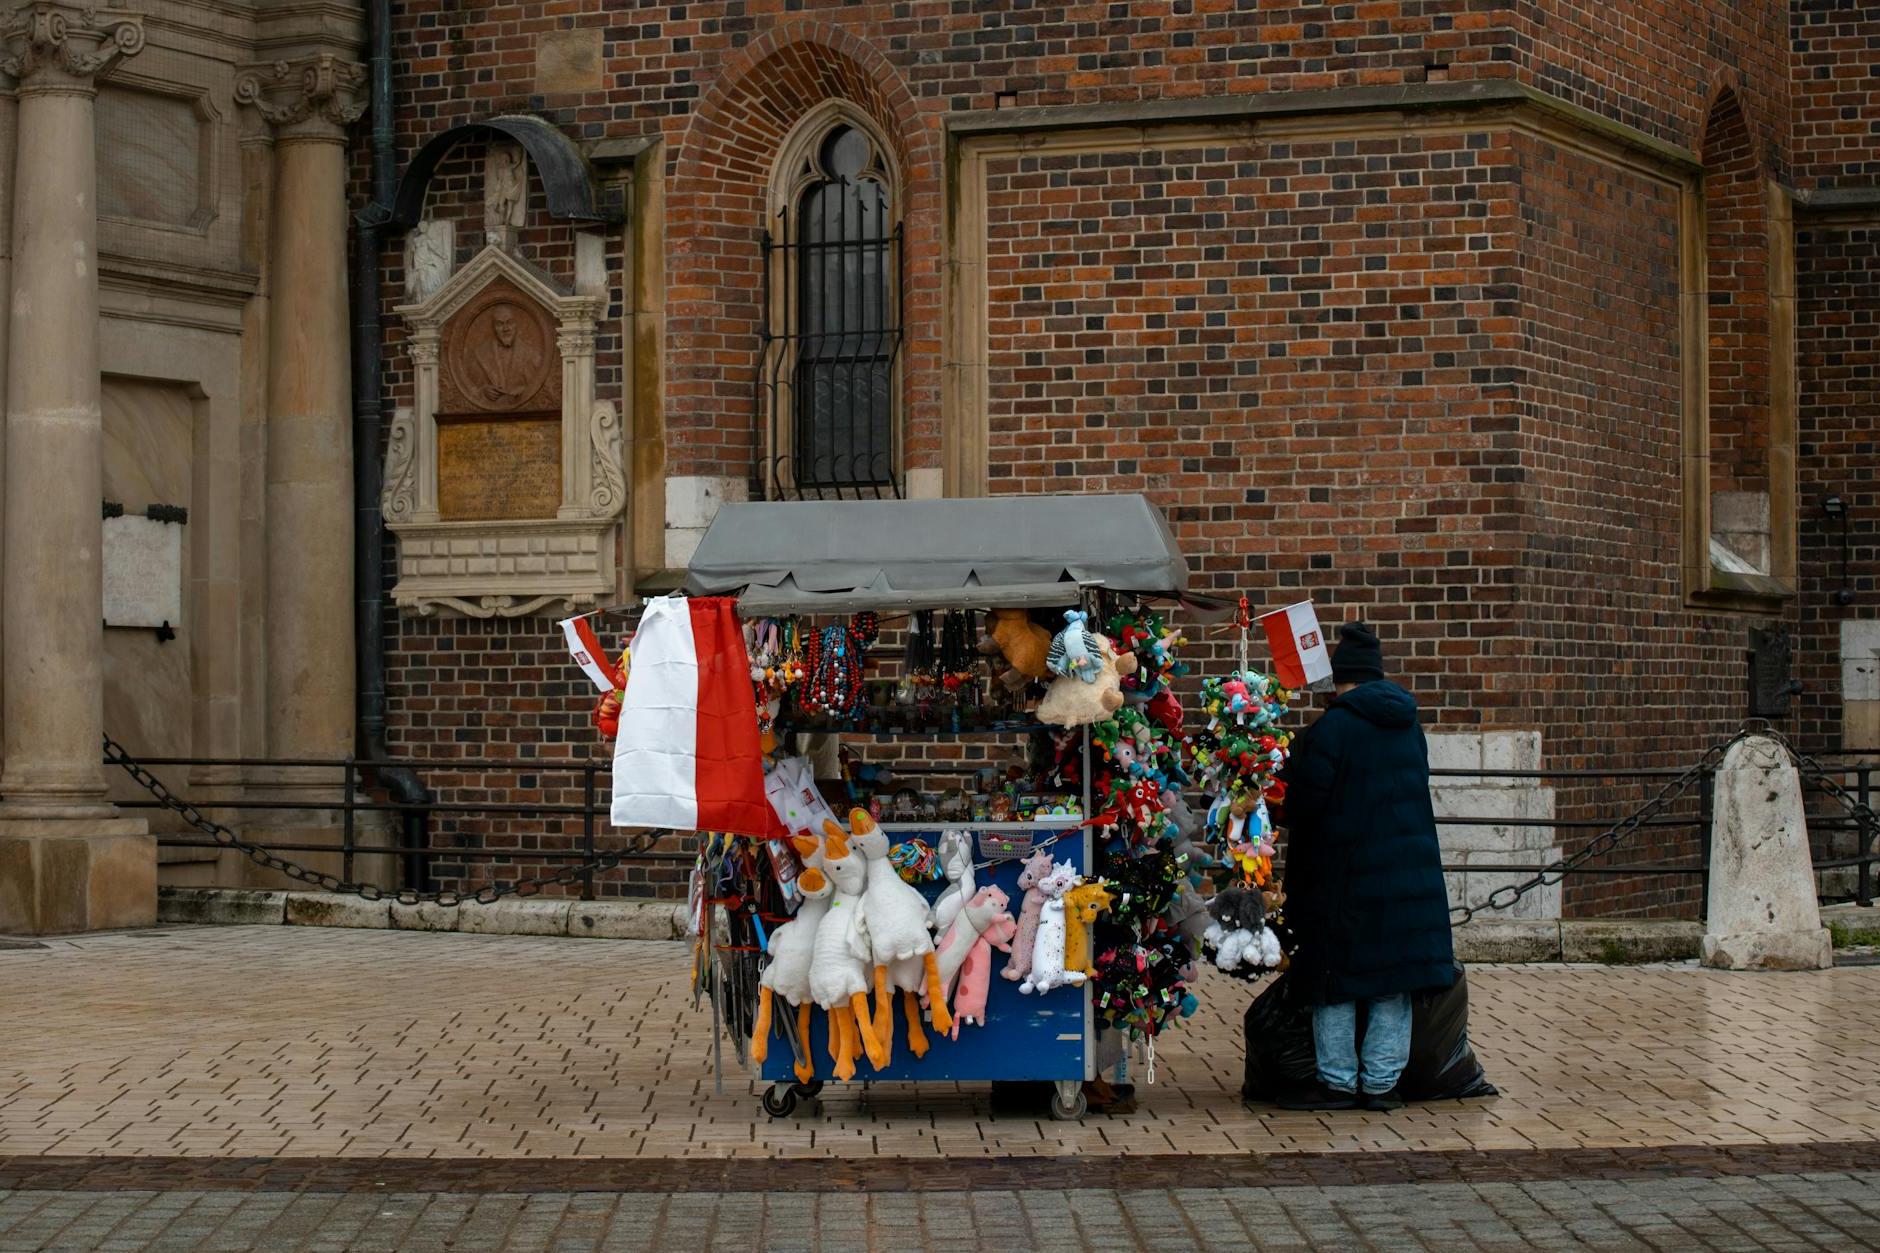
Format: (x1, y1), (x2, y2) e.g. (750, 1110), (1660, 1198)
(235, 53), (365, 141)
(0, 4), (144, 94)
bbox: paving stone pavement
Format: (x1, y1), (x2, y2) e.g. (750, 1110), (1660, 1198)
(4, 926), (1879, 1160)
(2, 1173), (1879, 1251)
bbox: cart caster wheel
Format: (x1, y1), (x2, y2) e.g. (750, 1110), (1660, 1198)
(1050, 1085), (1088, 1121)
(793, 1080), (824, 1100)
(762, 1084), (798, 1119)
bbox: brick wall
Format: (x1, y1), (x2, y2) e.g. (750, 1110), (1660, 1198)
(1791, 0), (1880, 191)
(1702, 91), (1773, 499)
(1796, 220), (1879, 751)
(355, 2), (1877, 912)
(978, 131), (1526, 726)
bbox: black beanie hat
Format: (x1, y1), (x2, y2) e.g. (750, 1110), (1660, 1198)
(1330, 621), (1384, 684)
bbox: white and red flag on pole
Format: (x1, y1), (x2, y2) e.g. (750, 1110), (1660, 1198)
(1259, 600), (1333, 690)
(610, 595), (783, 839)
(559, 613), (619, 693)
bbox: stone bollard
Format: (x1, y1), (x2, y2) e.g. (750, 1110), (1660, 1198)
(1701, 734), (1833, 971)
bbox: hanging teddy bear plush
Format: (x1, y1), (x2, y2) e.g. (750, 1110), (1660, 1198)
(975, 608), (1052, 693)
(1038, 634), (1138, 728)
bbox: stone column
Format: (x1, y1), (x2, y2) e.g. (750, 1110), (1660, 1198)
(237, 55), (364, 771)
(0, 3), (153, 934)
(232, 53), (373, 884)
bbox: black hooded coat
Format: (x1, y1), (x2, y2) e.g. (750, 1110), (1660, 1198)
(1278, 680), (1456, 1005)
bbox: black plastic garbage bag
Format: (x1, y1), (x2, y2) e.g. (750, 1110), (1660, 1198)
(1242, 962), (1496, 1102)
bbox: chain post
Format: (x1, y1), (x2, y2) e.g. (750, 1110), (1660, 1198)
(1698, 763), (1715, 923)
(1860, 765), (1873, 909)
(341, 757), (356, 885)
(582, 762), (597, 903)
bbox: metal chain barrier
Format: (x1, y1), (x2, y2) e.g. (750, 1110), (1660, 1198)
(103, 734), (672, 907)
(1447, 728), (1758, 927)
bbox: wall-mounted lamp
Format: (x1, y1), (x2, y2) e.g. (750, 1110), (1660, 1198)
(1822, 494), (1854, 607)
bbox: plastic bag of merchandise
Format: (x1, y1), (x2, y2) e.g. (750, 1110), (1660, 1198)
(1401, 963), (1497, 1101)
(1241, 963), (1495, 1102)
(1240, 975), (1317, 1101)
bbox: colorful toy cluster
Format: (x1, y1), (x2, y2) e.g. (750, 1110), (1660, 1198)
(1192, 668), (1295, 888)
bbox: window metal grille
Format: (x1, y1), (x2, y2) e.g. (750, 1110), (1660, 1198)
(757, 125), (903, 499)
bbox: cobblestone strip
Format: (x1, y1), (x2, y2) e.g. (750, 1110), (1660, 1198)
(3, 1140), (1876, 1195)
(1, 1174), (1877, 1252)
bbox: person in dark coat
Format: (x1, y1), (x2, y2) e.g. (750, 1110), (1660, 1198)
(1274, 621), (1455, 1111)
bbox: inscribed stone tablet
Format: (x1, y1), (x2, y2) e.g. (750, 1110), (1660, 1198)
(438, 417), (561, 521)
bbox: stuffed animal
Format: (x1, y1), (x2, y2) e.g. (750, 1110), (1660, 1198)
(848, 808), (951, 1062)
(976, 608), (1052, 692)
(808, 824), (889, 1079)
(1203, 885), (1282, 973)
(946, 893), (1019, 1036)
(1019, 860), (1080, 995)
(751, 833), (830, 1081)
(929, 829), (977, 939)
(1046, 610), (1101, 682)
(1060, 881), (1115, 983)
(1000, 847), (1059, 982)
(1038, 634), (1139, 728)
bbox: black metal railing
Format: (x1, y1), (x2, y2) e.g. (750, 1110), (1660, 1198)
(111, 753), (685, 903)
(108, 749), (1878, 915)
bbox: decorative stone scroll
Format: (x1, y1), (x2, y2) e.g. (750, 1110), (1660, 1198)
(384, 245), (624, 618)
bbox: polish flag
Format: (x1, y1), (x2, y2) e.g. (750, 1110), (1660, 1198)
(559, 613), (620, 693)
(610, 596), (783, 839)
(1259, 601), (1333, 690)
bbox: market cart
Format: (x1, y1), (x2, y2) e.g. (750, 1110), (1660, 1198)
(681, 494), (1214, 1119)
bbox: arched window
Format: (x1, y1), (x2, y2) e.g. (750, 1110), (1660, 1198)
(760, 113), (901, 498)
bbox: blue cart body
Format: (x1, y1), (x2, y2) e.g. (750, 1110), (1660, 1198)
(757, 824), (1091, 1084)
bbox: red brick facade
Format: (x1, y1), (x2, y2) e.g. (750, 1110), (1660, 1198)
(359, 2), (1879, 916)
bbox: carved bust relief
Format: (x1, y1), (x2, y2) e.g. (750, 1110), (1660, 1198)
(442, 282), (557, 414)
(382, 245), (624, 618)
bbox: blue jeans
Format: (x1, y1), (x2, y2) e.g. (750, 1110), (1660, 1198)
(1312, 994), (1412, 1094)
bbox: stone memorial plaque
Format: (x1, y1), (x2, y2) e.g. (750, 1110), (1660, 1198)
(438, 417), (562, 521)
(102, 515), (184, 629)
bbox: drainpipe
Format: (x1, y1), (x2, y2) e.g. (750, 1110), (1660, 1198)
(353, 0), (433, 887)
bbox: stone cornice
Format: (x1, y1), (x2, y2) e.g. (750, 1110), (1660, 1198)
(946, 79), (1702, 176)
(235, 50), (363, 140)
(0, 3), (144, 94)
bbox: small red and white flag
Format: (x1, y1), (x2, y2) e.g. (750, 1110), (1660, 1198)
(610, 596), (782, 840)
(1259, 600), (1333, 690)
(559, 613), (620, 693)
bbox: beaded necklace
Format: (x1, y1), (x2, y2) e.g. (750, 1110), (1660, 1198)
(802, 612), (878, 719)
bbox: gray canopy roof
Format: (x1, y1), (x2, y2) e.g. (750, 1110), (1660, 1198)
(684, 494), (1206, 616)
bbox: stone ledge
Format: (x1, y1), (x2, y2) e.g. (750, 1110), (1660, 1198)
(1453, 919), (1703, 965)
(158, 887), (687, 941)
(158, 886), (287, 927)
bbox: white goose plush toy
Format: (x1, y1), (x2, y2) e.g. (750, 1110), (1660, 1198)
(848, 808), (952, 1063)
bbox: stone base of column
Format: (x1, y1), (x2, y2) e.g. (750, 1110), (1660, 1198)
(0, 819), (155, 935)
(1701, 928), (1833, 971)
